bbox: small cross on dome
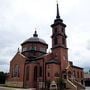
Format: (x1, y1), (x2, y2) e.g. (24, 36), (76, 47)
(33, 29), (38, 37)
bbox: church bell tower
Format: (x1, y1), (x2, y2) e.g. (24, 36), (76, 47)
(51, 2), (68, 71)
(51, 3), (67, 49)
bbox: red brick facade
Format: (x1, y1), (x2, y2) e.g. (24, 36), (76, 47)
(6, 3), (84, 89)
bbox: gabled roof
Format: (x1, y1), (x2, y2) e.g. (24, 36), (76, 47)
(10, 52), (28, 63)
(72, 65), (83, 70)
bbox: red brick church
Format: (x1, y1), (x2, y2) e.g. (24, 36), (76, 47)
(6, 3), (85, 89)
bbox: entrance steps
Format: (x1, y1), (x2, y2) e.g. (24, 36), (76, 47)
(65, 79), (85, 90)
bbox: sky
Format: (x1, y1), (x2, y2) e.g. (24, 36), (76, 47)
(0, 0), (90, 72)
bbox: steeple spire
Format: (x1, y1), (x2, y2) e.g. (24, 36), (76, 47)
(51, 0), (65, 27)
(56, 2), (60, 19)
(54, 1), (63, 23)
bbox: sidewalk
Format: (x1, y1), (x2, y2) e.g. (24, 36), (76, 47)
(0, 86), (35, 90)
(0, 84), (36, 90)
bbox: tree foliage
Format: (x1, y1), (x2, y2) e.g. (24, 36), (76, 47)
(45, 80), (51, 90)
(56, 77), (66, 90)
(0, 72), (6, 84)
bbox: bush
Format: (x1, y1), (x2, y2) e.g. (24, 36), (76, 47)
(45, 80), (51, 90)
(56, 78), (66, 90)
(0, 72), (6, 84)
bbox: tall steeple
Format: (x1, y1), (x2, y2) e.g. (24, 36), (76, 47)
(51, 1), (68, 72)
(53, 1), (63, 23)
(56, 2), (60, 19)
(51, 1), (67, 50)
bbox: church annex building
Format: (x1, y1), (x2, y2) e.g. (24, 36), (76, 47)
(6, 3), (85, 90)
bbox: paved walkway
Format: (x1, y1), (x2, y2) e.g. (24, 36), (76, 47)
(0, 86), (35, 90)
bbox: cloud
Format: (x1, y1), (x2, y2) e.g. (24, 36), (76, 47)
(0, 65), (9, 72)
(0, 59), (9, 65)
(86, 40), (90, 50)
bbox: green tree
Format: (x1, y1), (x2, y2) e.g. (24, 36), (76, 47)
(0, 72), (6, 84)
(56, 77), (66, 90)
(45, 80), (51, 90)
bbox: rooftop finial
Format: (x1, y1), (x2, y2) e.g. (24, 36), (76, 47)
(56, 0), (60, 19)
(33, 29), (38, 37)
(17, 47), (20, 53)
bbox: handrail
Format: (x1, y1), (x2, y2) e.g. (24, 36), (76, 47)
(67, 79), (77, 90)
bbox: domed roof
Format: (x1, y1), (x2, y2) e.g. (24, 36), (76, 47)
(21, 31), (48, 45)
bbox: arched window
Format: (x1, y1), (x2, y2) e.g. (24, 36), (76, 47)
(26, 66), (29, 81)
(39, 66), (42, 77)
(22, 47), (27, 52)
(55, 28), (57, 33)
(54, 37), (58, 45)
(77, 71), (79, 78)
(61, 28), (64, 33)
(31, 44), (36, 51)
(53, 27), (57, 34)
(48, 72), (50, 77)
(31, 46), (36, 50)
(47, 65), (50, 69)
(40, 48), (46, 53)
(11, 68), (13, 77)
(81, 71), (83, 78)
(62, 37), (65, 45)
(55, 72), (59, 77)
(14, 65), (19, 77)
(34, 66), (37, 81)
